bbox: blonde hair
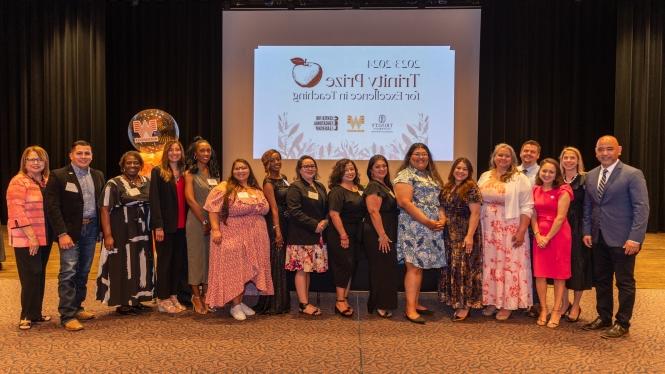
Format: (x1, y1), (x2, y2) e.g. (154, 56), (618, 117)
(488, 143), (518, 182)
(19, 145), (50, 180)
(559, 146), (586, 175)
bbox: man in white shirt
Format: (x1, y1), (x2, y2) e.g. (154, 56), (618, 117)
(517, 140), (541, 317)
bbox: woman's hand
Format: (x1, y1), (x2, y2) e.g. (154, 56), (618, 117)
(202, 221), (211, 235)
(339, 234), (350, 249)
(103, 235), (114, 250)
(211, 229), (222, 245)
(274, 229), (284, 249)
(426, 219), (445, 231)
(28, 238), (39, 256)
(536, 234), (549, 248)
(512, 229), (526, 247)
(154, 228), (164, 242)
(315, 219), (327, 234)
(378, 234), (392, 253)
(463, 235), (473, 254)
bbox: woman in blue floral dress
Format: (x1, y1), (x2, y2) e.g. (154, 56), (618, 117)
(394, 143), (446, 324)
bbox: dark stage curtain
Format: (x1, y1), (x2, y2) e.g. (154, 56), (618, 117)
(0, 0), (106, 221)
(478, 0), (617, 173)
(615, 0), (665, 232)
(105, 0), (223, 177)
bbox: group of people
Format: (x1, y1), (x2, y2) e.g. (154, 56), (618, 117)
(5, 135), (649, 339)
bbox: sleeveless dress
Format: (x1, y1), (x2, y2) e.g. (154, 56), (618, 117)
(255, 176), (291, 314)
(186, 172), (218, 285)
(203, 187), (273, 307)
(532, 184), (573, 280)
(96, 175), (154, 306)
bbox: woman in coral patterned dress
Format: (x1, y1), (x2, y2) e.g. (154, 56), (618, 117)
(478, 143), (534, 321)
(204, 159), (274, 321)
(531, 158), (572, 328)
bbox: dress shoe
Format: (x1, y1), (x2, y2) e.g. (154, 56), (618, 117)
(582, 317), (612, 331)
(416, 308), (434, 316)
(229, 304), (247, 321)
(601, 323), (629, 339)
(64, 319), (84, 332)
(116, 306), (138, 316)
(32, 315), (52, 323)
(239, 303), (256, 316)
(75, 310), (95, 320)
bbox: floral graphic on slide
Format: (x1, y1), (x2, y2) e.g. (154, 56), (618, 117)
(277, 113), (430, 160)
(291, 58), (323, 88)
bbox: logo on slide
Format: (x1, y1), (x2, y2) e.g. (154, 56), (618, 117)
(313, 115), (339, 131)
(291, 57), (323, 88)
(371, 114), (393, 133)
(347, 115), (365, 132)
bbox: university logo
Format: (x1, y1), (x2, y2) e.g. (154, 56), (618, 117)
(347, 115), (365, 132)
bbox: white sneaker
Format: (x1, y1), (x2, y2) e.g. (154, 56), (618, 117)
(239, 303), (256, 316)
(229, 304), (247, 321)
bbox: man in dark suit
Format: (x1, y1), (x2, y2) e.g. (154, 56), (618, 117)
(582, 135), (649, 339)
(45, 140), (105, 331)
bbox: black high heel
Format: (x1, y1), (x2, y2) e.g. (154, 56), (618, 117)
(298, 302), (321, 316)
(565, 306), (581, 322)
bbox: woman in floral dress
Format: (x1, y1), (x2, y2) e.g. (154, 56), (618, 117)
(477, 143), (534, 321)
(394, 143), (446, 324)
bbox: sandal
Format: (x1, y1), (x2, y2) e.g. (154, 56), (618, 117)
(32, 315), (51, 323)
(334, 299), (354, 318)
(547, 309), (562, 328)
(18, 319), (31, 330)
(566, 306), (582, 322)
(298, 302), (322, 316)
(452, 308), (470, 322)
(495, 309), (512, 321)
(482, 305), (497, 317)
(192, 295), (207, 315)
(376, 309), (393, 318)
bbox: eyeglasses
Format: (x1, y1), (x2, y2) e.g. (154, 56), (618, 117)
(301, 165), (317, 169)
(412, 153), (429, 158)
(26, 158), (44, 163)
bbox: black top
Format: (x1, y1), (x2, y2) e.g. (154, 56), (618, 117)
(363, 181), (399, 241)
(286, 179), (328, 245)
(328, 185), (365, 224)
(149, 166), (185, 233)
(263, 176), (290, 240)
(44, 164), (105, 243)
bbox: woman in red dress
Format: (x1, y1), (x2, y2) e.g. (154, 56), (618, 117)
(531, 158), (573, 328)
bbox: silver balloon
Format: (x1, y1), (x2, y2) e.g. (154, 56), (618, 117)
(127, 109), (179, 153)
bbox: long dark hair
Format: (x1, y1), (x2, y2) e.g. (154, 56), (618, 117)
(328, 158), (360, 189)
(158, 140), (185, 182)
(441, 157), (478, 201)
(185, 136), (220, 178)
(220, 159), (261, 225)
(366, 154), (393, 189)
(397, 143), (444, 187)
(535, 158), (565, 188)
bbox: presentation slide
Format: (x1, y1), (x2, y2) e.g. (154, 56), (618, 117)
(253, 46), (455, 160)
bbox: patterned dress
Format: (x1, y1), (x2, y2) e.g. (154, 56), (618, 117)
(255, 177), (291, 314)
(96, 175), (154, 307)
(532, 184), (573, 280)
(203, 186), (274, 307)
(394, 167), (445, 269)
(438, 185), (483, 309)
(479, 176), (532, 310)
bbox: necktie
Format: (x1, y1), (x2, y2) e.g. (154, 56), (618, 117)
(597, 168), (608, 200)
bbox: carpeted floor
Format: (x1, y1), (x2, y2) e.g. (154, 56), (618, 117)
(1, 279), (665, 373)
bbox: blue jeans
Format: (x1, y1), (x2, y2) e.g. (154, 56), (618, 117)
(58, 221), (98, 323)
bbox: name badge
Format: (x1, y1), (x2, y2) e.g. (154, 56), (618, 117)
(237, 191), (250, 199)
(307, 191), (319, 200)
(283, 179), (290, 186)
(388, 191), (396, 199)
(357, 190), (363, 196)
(65, 182), (79, 193)
(207, 179), (218, 186)
(127, 188), (141, 197)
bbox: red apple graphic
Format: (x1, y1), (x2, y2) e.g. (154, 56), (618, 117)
(291, 57), (323, 88)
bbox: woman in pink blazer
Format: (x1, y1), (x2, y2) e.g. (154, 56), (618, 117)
(6, 146), (52, 330)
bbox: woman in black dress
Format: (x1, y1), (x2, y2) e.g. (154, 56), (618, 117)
(97, 151), (154, 315)
(254, 149), (291, 314)
(363, 155), (399, 318)
(559, 146), (592, 322)
(327, 159), (365, 318)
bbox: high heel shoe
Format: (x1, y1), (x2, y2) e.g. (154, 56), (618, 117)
(547, 309), (562, 328)
(298, 302), (321, 316)
(565, 306), (581, 322)
(404, 313), (426, 324)
(191, 295), (207, 315)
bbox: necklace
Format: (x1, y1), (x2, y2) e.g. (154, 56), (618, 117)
(123, 175), (143, 188)
(563, 173), (578, 184)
